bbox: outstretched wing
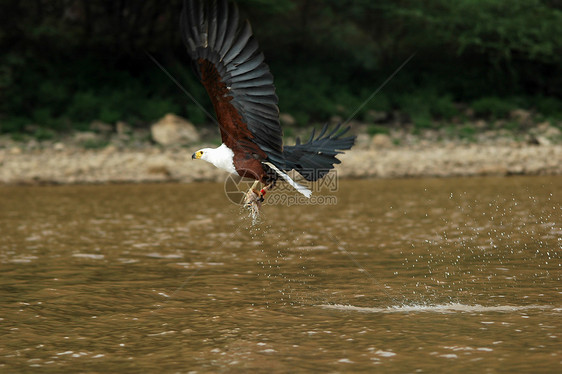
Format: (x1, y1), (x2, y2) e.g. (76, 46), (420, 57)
(180, 0), (284, 166)
(283, 124), (356, 181)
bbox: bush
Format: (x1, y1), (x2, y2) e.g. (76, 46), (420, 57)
(183, 104), (209, 125)
(367, 125), (390, 135)
(533, 96), (562, 119)
(66, 91), (102, 123)
(82, 139), (110, 149)
(471, 97), (515, 119)
(413, 115), (435, 130)
(10, 133), (27, 142)
(430, 94), (458, 120)
(138, 99), (181, 122)
(396, 93), (437, 129)
(459, 124), (476, 140)
(504, 121), (522, 132)
(33, 127), (56, 141)
(0, 117), (27, 133)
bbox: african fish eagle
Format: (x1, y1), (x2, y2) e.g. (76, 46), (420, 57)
(182, 0), (355, 208)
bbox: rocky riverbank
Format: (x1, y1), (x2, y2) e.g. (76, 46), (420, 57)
(1, 143), (560, 186)
(1, 114), (561, 185)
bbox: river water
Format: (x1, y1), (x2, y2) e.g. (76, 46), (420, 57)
(1, 176), (560, 372)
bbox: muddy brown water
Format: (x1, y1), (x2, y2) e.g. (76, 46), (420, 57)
(1, 176), (560, 372)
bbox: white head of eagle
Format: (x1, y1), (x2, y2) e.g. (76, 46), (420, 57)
(192, 144), (236, 175)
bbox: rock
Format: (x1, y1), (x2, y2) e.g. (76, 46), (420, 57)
(279, 113), (296, 127)
(537, 122), (561, 138)
(535, 136), (551, 146)
(510, 109), (532, 125)
(365, 110), (388, 123)
(102, 144), (117, 154)
(392, 110), (408, 124)
(330, 115), (343, 125)
(451, 116), (462, 124)
(10, 147), (22, 155)
(147, 163), (172, 177)
(26, 139), (39, 150)
(478, 165), (508, 176)
(536, 121), (551, 132)
(151, 114), (200, 146)
(90, 120), (113, 133)
(354, 134), (371, 150)
(116, 121), (132, 135)
(72, 132), (102, 143)
(335, 104), (346, 113)
(371, 134), (393, 148)
(24, 124), (39, 133)
(474, 120), (487, 129)
(54, 142), (65, 151)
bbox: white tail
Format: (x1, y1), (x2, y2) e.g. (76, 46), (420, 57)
(264, 162), (312, 198)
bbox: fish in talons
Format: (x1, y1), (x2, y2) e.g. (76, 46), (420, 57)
(243, 180), (275, 218)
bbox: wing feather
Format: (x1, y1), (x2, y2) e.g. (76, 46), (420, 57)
(223, 21), (252, 64)
(228, 65), (270, 82)
(231, 38), (259, 65)
(230, 74), (274, 89)
(234, 86), (275, 96)
(207, 1), (217, 48)
(227, 52), (264, 74)
(218, 3), (239, 59)
(214, 0), (229, 54)
(187, 0), (202, 47)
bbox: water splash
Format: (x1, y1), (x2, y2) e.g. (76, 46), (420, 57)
(319, 303), (556, 314)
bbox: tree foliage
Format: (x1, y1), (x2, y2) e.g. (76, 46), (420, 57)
(1, 0), (561, 133)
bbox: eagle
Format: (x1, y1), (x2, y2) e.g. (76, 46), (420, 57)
(182, 0), (355, 211)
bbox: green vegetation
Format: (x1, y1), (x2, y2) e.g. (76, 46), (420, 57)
(32, 127), (56, 141)
(1, 0), (562, 134)
(367, 125), (390, 136)
(458, 125), (477, 142)
(81, 139), (110, 149)
(471, 97), (517, 119)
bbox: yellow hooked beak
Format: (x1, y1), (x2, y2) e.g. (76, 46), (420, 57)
(192, 151), (203, 160)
